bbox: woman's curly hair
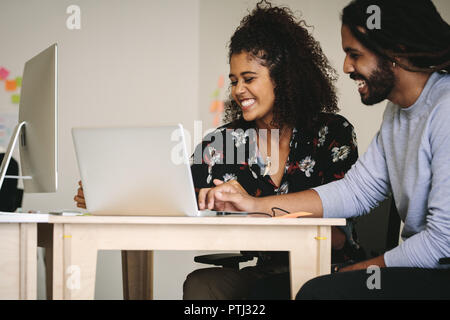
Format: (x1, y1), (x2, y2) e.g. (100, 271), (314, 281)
(224, 0), (339, 131)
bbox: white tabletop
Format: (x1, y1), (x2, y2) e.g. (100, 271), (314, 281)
(0, 212), (49, 223)
(0, 212), (346, 226)
(47, 214), (346, 226)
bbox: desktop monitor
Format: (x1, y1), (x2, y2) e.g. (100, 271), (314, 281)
(0, 44), (58, 194)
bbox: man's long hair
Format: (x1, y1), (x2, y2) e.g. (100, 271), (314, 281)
(342, 0), (450, 73)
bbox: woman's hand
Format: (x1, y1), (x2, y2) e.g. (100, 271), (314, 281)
(74, 180), (87, 209)
(198, 179), (258, 212)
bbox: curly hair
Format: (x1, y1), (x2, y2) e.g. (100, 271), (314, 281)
(224, 0), (339, 131)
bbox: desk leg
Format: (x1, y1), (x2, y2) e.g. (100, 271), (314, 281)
(52, 224), (98, 300)
(63, 225), (98, 300)
(19, 223), (37, 300)
(289, 226), (332, 300)
(52, 224), (63, 299)
(121, 251), (153, 300)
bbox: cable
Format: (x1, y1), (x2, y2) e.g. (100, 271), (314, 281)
(271, 207), (290, 217)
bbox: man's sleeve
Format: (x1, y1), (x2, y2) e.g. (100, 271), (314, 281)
(384, 100), (450, 268)
(313, 131), (391, 219)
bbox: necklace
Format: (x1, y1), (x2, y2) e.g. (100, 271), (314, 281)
(257, 126), (292, 177)
(263, 156), (272, 177)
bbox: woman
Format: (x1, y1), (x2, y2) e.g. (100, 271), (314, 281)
(183, 1), (363, 299)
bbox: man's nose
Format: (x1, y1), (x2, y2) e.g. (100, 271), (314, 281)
(343, 55), (355, 74)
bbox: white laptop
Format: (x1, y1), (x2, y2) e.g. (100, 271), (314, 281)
(72, 125), (248, 217)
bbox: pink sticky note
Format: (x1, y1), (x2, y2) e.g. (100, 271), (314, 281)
(0, 67), (10, 80)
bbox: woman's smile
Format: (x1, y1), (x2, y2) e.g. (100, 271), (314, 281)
(240, 98), (256, 111)
(229, 52), (276, 126)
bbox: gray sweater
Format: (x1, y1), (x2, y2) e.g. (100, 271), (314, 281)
(314, 72), (450, 269)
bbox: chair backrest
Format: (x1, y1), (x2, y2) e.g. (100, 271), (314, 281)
(353, 195), (401, 258)
(0, 153), (23, 212)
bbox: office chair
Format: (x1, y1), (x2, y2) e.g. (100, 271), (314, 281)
(352, 201), (450, 267)
(194, 252), (257, 270)
(0, 153), (23, 212)
(193, 196), (402, 270)
(354, 196), (401, 258)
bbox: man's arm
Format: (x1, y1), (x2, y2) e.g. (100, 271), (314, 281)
(204, 180), (324, 217)
(252, 189), (324, 217)
(339, 255), (386, 272)
(211, 131), (391, 220)
(384, 100), (450, 268)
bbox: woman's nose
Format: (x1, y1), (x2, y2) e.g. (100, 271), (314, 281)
(235, 80), (246, 95)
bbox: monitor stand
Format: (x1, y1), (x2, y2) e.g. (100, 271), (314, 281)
(0, 121), (32, 189)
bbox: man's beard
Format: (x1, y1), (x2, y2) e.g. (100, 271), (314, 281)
(351, 57), (396, 106)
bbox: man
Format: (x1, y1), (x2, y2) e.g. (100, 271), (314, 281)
(199, 0), (450, 299)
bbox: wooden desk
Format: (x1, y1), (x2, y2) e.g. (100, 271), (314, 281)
(0, 213), (48, 300)
(46, 215), (345, 300)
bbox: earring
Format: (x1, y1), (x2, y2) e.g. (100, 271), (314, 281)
(393, 61), (396, 68)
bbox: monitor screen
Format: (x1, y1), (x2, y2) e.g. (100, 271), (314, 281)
(0, 44), (58, 194)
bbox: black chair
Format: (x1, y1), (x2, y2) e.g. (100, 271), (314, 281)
(0, 153), (23, 212)
(354, 199), (450, 267)
(353, 196), (401, 258)
(193, 196), (402, 270)
(194, 252), (257, 270)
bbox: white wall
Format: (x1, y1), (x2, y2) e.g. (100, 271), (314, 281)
(0, 0), (202, 300)
(1, 0), (449, 300)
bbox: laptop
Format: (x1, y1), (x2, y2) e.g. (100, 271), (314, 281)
(72, 124), (248, 217)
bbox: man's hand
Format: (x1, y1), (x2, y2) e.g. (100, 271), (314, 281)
(198, 179), (259, 212)
(339, 255), (386, 272)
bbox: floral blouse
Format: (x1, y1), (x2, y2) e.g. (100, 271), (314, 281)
(190, 113), (361, 264)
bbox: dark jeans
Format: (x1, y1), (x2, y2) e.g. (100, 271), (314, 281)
(296, 267), (450, 300)
(183, 264), (289, 300)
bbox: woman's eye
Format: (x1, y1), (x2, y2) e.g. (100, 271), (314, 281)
(350, 54), (359, 60)
(230, 80), (238, 86)
(244, 77), (254, 83)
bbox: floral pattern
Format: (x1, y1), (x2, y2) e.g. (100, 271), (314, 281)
(190, 113), (360, 263)
(317, 126), (328, 147)
(299, 156), (316, 177)
(223, 173), (237, 182)
(275, 181), (289, 195)
(192, 113), (358, 194)
(332, 146), (351, 163)
(352, 129), (358, 148)
(231, 130), (249, 148)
